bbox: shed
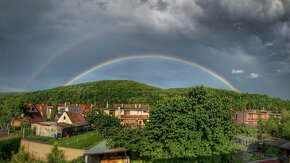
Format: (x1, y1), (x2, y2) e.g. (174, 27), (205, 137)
(263, 139), (290, 162)
(84, 140), (130, 163)
(235, 135), (258, 151)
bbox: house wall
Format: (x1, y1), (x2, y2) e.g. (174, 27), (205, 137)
(32, 124), (57, 137)
(12, 119), (22, 127)
(57, 112), (72, 125)
(46, 106), (54, 119)
(120, 110), (149, 116)
(21, 140), (84, 161)
(85, 155), (100, 163)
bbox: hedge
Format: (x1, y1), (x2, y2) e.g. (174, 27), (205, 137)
(0, 136), (21, 161)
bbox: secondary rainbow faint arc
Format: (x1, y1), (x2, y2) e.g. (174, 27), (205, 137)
(64, 54), (240, 92)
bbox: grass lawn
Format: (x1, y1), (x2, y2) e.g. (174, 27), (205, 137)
(25, 135), (53, 143)
(49, 130), (103, 149)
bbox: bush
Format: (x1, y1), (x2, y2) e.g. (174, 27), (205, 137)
(237, 125), (258, 137)
(10, 146), (39, 163)
(47, 143), (66, 163)
(0, 136), (21, 161)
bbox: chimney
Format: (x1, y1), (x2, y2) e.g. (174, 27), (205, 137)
(106, 101), (109, 109)
(65, 102), (67, 107)
(139, 104), (141, 108)
(121, 103), (124, 108)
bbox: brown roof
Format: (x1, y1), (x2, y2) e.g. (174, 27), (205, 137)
(23, 112), (43, 122)
(57, 122), (74, 128)
(65, 111), (86, 125)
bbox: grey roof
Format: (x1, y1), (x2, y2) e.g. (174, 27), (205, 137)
(84, 140), (128, 155)
(73, 122), (90, 127)
(234, 135), (258, 141)
(263, 139), (290, 149)
(280, 141), (290, 149)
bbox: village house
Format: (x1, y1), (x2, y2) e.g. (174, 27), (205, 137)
(12, 105), (43, 127)
(31, 111), (91, 138)
(103, 103), (150, 128)
(235, 110), (281, 126)
(57, 111), (91, 137)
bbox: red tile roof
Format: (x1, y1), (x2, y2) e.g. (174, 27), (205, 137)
(80, 104), (92, 114)
(31, 122), (50, 126)
(34, 104), (46, 112)
(65, 111), (86, 125)
(26, 103), (101, 115)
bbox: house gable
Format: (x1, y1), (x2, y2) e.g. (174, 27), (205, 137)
(57, 112), (73, 125)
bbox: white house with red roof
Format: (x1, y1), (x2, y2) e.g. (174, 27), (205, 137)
(57, 111), (91, 137)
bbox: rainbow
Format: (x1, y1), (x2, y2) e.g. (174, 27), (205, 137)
(28, 29), (105, 82)
(64, 54), (240, 92)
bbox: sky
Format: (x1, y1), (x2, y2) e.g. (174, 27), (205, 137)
(0, 0), (290, 100)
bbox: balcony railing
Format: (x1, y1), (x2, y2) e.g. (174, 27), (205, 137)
(120, 115), (149, 119)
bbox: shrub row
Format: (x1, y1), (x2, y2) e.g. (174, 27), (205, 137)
(0, 136), (21, 161)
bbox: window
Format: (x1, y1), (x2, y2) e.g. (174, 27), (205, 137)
(109, 110), (115, 116)
(63, 116), (66, 120)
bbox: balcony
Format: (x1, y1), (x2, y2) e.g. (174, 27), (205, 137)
(120, 115), (149, 119)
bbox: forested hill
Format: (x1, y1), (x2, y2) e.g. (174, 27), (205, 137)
(0, 80), (289, 111)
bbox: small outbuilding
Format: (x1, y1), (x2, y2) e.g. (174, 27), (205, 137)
(263, 139), (290, 163)
(31, 122), (58, 137)
(235, 135), (258, 151)
(84, 140), (130, 163)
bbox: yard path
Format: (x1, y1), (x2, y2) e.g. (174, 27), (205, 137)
(21, 139), (84, 161)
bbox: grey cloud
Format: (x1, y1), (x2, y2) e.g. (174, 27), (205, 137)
(0, 0), (290, 99)
(247, 73), (260, 79)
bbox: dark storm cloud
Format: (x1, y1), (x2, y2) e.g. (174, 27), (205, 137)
(0, 0), (289, 99)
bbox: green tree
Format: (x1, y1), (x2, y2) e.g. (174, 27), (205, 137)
(10, 146), (37, 163)
(280, 110), (290, 139)
(42, 110), (48, 121)
(50, 106), (58, 121)
(47, 143), (66, 163)
(93, 109), (121, 138)
(85, 108), (97, 124)
(0, 97), (27, 131)
(112, 86), (241, 159)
